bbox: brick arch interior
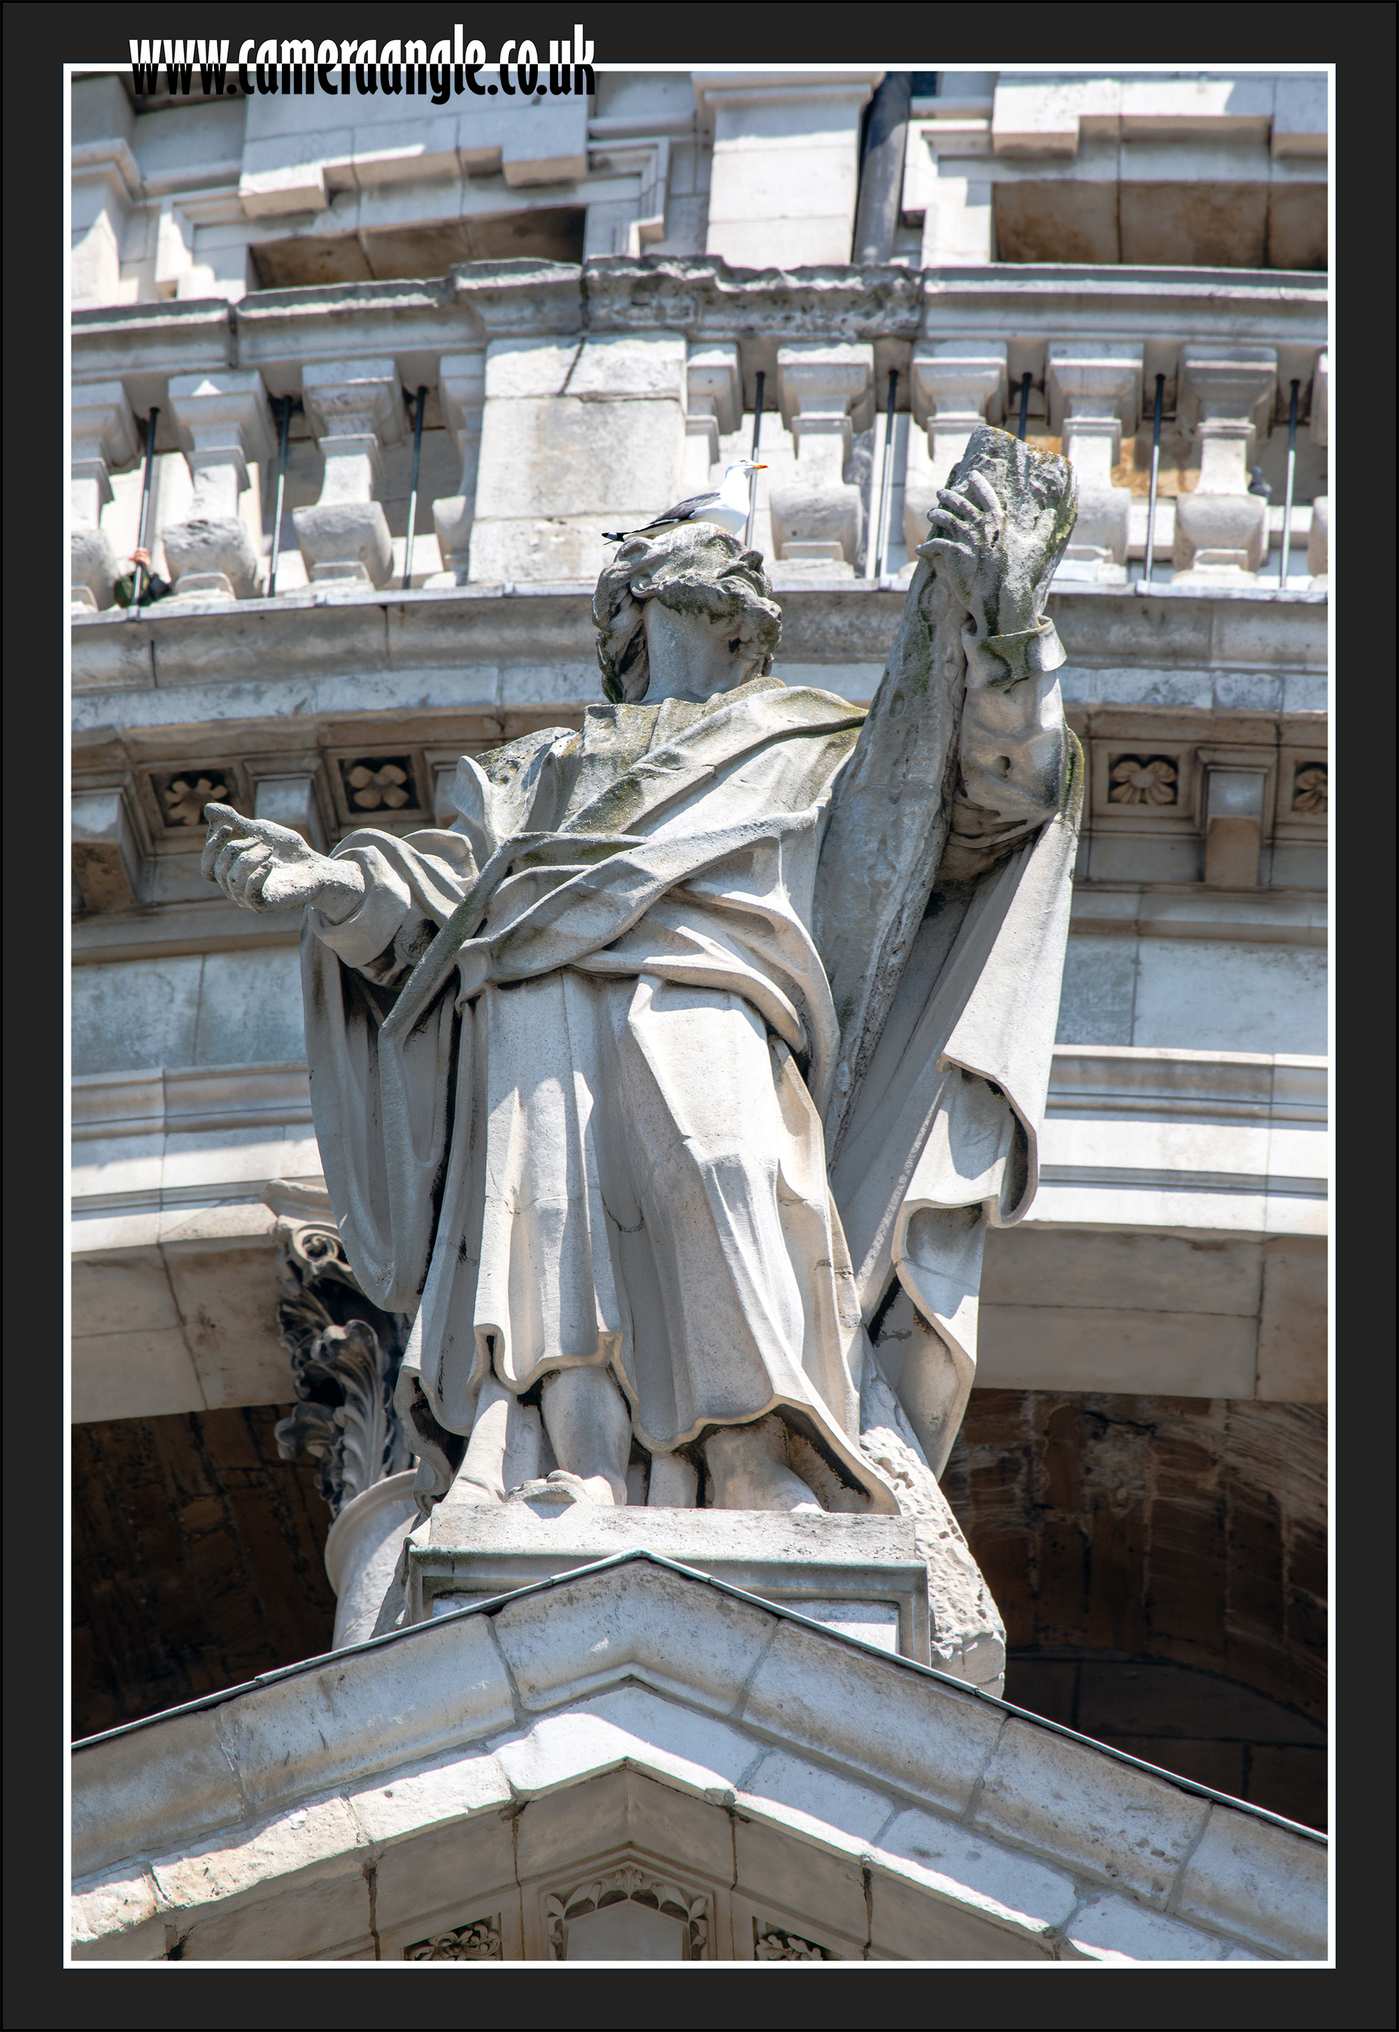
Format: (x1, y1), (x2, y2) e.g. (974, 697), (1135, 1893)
(944, 1391), (1327, 1828)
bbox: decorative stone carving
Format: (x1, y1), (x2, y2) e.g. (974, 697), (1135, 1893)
(293, 359), (404, 588)
(1292, 764), (1327, 816)
(405, 1917), (502, 1960)
(1046, 344), (1143, 583)
(1173, 346), (1278, 580)
(161, 370), (275, 600)
(754, 1928), (836, 1960)
(71, 382), (137, 611)
(272, 1214), (413, 1520)
(770, 340), (874, 566)
(429, 351), (485, 586)
(340, 757), (416, 814)
(159, 772), (232, 827)
(903, 341), (1007, 558)
(1109, 756), (1178, 807)
(545, 1867), (709, 1960)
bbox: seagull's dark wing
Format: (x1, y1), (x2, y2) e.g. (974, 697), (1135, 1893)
(601, 490), (727, 540)
(639, 490), (722, 526)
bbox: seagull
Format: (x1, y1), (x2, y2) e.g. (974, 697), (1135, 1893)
(602, 459), (767, 542)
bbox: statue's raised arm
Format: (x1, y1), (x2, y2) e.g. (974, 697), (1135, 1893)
(817, 424), (1083, 1480)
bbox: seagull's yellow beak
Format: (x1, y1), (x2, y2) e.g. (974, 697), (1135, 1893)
(753, 464), (767, 471)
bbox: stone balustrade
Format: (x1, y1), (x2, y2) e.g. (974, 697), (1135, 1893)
(769, 342), (874, 570)
(162, 369), (276, 599)
(903, 340), (1007, 557)
(69, 257), (1327, 605)
(1046, 344), (1143, 584)
(427, 351), (485, 586)
(1172, 345), (1278, 582)
(71, 381), (139, 610)
(292, 358), (406, 588)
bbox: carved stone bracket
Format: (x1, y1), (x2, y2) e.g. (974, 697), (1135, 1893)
(269, 1203), (413, 1519)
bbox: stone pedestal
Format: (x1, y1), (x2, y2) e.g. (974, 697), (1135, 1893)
(390, 1498), (1004, 1690)
(323, 1470), (420, 1649)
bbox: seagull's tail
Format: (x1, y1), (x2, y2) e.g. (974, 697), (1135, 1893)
(601, 529), (630, 541)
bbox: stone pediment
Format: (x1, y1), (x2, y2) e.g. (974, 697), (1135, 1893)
(71, 1555), (1324, 1963)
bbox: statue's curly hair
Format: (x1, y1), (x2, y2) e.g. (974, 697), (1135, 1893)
(591, 523), (783, 703)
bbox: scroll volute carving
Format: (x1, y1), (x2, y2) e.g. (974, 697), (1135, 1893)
(270, 1207), (413, 1518)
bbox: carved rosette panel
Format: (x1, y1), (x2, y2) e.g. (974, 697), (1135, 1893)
(545, 1865), (709, 1960)
(404, 1916), (503, 1960)
(753, 1926), (837, 1960)
(1108, 755), (1179, 806)
(1292, 763), (1327, 815)
(272, 1218), (413, 1519)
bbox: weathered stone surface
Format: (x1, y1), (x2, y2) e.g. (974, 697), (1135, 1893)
(971, 1718), (1209, 1904)
(492, 1561), (776, 1715)
(1174, 1803), (1327, 1958)
(741, 1621), (1004, 1811)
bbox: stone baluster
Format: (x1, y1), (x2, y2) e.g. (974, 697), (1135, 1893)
(293, 359), (405, 588)
(1172, 346), (1278, 582)
(770, 342), (874, 571)
(430, 352), (485, 586)
(1307, 351), (1328, 587)
(683, 343), (741, 495)
(902, 342), (1007, 559)
(1046, 344), (1144, 585)
(161, 371), (276, 600)
(71, 382), (138, 611)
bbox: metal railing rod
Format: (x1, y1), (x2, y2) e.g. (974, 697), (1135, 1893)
(402, 385), (428, 591)
(129, 407), (160, 613)
(1142, 372), (1166, 584)
(744, 371), (765, 550)
(1016, 372), (1032, 441)
(267, 395), (292, 598)
(1279, 378), (1300, 586)
(875, 367), (899, 579)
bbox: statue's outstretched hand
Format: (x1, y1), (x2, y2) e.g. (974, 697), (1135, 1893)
(201, 803), (365, 920)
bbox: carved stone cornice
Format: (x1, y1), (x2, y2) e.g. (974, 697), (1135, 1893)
(582, 254), (924, 340)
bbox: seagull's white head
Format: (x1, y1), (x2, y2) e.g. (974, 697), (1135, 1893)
(725, 458), (767, 477)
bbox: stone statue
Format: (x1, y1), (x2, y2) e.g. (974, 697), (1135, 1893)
(202, 426), (1080, 1547)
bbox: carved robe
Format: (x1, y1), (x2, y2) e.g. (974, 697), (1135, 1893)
(302, 570), (1079, 1512)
